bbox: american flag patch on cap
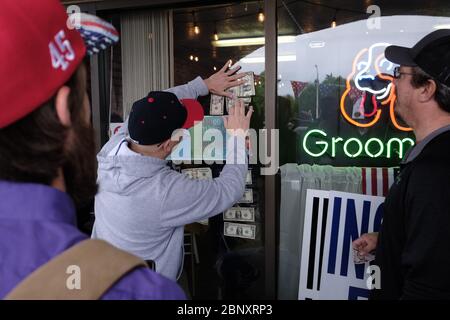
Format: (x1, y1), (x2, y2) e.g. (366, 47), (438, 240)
(69, 13), (119, 55)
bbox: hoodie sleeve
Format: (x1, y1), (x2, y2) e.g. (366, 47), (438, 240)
(164, 76), (209, 100)
(159, 135), (248, 228)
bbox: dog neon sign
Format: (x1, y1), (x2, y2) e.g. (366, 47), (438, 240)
(340, 43), (412, 132)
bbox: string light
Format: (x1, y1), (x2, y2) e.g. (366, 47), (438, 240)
(213, 22), (219, 41)
(192, 12), (200, 34)
(331, 10), (337, 28)
(178, 2), (371, 35)
(189, 55), (199, 62)
(257, 3), (265, 23)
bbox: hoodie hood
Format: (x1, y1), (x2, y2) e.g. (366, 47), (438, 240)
(96, 134), (170, 195)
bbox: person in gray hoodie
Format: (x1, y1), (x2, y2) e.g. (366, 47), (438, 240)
(92, 62), (253, 280)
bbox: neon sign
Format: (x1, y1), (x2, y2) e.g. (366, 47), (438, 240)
(302, 129), (415, 159)
(340, 43), (412, 132)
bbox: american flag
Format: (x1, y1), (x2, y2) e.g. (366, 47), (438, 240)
(361, 167), (398, 197)
(291, 80), (308, 98)
(70, 13), (119, 56)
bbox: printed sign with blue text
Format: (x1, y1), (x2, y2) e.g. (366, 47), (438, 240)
(298, 190), (384, 300)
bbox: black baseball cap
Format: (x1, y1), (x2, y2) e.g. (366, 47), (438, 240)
(385, 29), (450, 86)
(128, 91), (204, 145)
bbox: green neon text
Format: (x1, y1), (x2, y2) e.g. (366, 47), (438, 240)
(303, 129), (414, 159)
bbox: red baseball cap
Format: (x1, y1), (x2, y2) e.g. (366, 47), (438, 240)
(0, 0), (86, 128)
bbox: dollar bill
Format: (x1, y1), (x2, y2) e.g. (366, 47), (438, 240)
(181, 168), (194, 179)
(226, 72), (255, 103)
(226, 92), (253, 113)
(353, 248), (375, 264)
(225, 98), (235, 114)
(181, 168), (212, 225)
(223, 209), (236, 220)
(224, 222), (256, 239)
(246, 170), (252, 185)
(225, 86), (239, 114)
(239, 72), (255, 96)
(181, 169), (211, 219)
(238, 189), (254, 204)
(210, 94), (224, 115)
(223, 207), (255, 222)
(196, 167), (212, 180)
(242, 97), (252, 109)
(181, 167), (212, 180)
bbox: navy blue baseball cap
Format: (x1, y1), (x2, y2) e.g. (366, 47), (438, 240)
(385, 29), (450, 86)
(128, 91), (204, 145)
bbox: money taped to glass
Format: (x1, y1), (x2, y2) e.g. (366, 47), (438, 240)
(227, 97), (251, 112)
(225, 86), (239, 114)
(181, 168), (212, 225)
(240, 72), (255, 96)
(181, 167), (213, 180)
(238, 189), (253, 203)
(225, 71), (255, 113)
(224, 222), (256, 239)
(210, 94), (224, 115)
(246, 170), (252, 185)
(223, 207), (255, 222)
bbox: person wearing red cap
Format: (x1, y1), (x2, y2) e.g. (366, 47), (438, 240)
(0, 0), (185, 299)
(353, 30), (450, 300)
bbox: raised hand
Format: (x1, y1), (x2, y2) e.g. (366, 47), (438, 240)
(352, 232), (378, 257)
(223, 99), (253, 136)
(204, 60), (246, 98)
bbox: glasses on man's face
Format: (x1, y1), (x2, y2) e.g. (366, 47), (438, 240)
(393, 66), (415, 79)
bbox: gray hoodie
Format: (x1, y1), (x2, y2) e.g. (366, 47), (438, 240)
(92, 77), (247, 280)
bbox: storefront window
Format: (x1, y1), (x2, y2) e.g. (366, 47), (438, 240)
(173, 2), (267, 299)
(98, 1), (271, 299)
(276, 0), (450, 299)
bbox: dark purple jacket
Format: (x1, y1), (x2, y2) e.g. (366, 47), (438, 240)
(0, 180), (186, 300)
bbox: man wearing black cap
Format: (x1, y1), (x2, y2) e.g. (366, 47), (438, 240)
(92, 62), (252, 282)
(353, 29), (450, 299)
